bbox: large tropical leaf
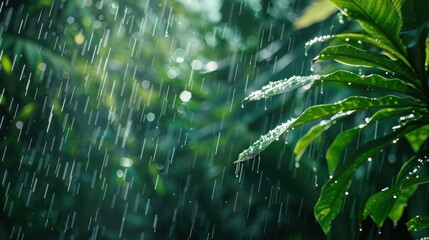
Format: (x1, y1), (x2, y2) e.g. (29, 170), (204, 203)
(236, 96), (425, 163)
(396, 145), (429, 182)
(315, 122), (423, 234)
(363, 177), (429, 226)
(329, 0), (407, 56)
(325, 107), (423, 174)
(237, 0), (429, 234)
(400, 0), (429, 81)
(391, 0), (405, 13)
(320, 71), (421, 98)
(243, 75), (320, 102)
(405, 124), (429, 152)
(407, 215), (429, 231)
(388, 185), (417, 222)
(306, 33), (410, 66)
(400, 27), (428, 81)
(293, 110), (354, 162)
(401, 0), (429, 32)
(368, 145), (429, 225)
(243, 70), (422, 103)
(315, 44), (417, 83)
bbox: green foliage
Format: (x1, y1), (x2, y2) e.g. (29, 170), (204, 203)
(237, 0), (429, 235)
(407, 215), (429, 231)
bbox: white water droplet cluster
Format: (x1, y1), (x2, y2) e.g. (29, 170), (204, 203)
(236, 118), (296, 162)
(305, 35), (333, 49)
(244, 75), (320, 102)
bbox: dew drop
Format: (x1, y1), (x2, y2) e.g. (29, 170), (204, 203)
(16, 121), (24, 129)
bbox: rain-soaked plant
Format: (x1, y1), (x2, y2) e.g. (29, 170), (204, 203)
(236, 0), (429, 235)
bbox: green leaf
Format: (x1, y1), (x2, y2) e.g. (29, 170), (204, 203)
(315, 124), (422, 234)
(388, 185), (417, 222)
(366, 145), (424, 225)
(244, 70), (422, 103)
(406, 215), (429, 231)
(399, 0), (429, 65)
(294, 0), (338, 29)
(390, 0), (406, 14)
(396, 145), (429, 182)
(369, 200), (395, 228)
(243, 75), (321, 102)
(388, 204), (405, 222)
(320, 71), (421, 97)
(305, 33), (410, 66)
(363, 177), (429, 222)
(235, 119), (294, 163)
(316, 44), (417, 83)
(401, 0), (429, 32)
(236, 95), (424, 163)
(393, 148), (429, 225)
(405, 125), (429, 152)
(294, 110), (354, 162)
(329, 0), (406, 55)
(326, 107), (421, 174)
(400, 24), (428, 81)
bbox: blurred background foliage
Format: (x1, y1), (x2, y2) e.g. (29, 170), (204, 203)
(0, 0), (427, 239)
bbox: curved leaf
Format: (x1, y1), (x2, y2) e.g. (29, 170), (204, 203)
(406, 215), (429, 231)
(235, 118), (297, 163)
(244, 70), (422, 103)
(396, 146), (429, 182)
(368, 200), (396, 228)
(388, 185), (417, 222)
(315, 123), (422, 234)
(326, 107), (422, 174)
(316, 44), (417, 83)
(236, 96), (424, 163)
(369, 183), (417, 227)
(400, 23), (428, 81)
(321, 71), (421, 97)
(371, 144), (429, 227)
(391, 0), (405, 13)
(405, 124), (429, 152)
(305, 33), (410, 66)
(243, 75), (321, 102)
(294, 110), (354, 162)
(401, 0), (429, 32)
(363, 177), (429, 222)
(329, 0), (406, 55)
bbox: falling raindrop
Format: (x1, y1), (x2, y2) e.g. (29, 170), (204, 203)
(146, 112), (155, 122)
(179, 91), (192, 102)
(15, 121), (23, 129)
